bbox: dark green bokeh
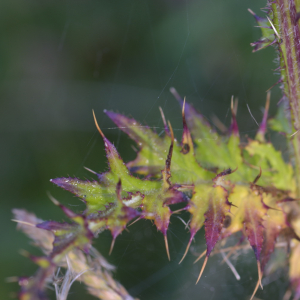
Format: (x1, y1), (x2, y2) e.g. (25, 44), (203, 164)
(1, 0), (287, 299)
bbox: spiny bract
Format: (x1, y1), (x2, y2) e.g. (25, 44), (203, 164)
(13, 0), (300, 298)
(14, 86), (300, 300)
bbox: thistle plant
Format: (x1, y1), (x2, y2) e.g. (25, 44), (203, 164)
(12, 0), (300, 299)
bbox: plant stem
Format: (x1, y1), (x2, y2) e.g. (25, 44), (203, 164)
(270, 0), (300, 196)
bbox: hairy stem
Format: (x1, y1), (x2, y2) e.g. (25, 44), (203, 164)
(270, 0), (300, 195)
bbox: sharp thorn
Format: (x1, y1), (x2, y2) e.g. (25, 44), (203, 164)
(109, 238), (115, 255)
(193, 249), (207, 264)
(234, 98), (238, 115)
(47, 192), (60, 206)
(172, 208), (186, 214)
(266, 16), (281, 39)
(266, 79), (282, 92)
(248, 8), (255, 15)
(257, 260), (263, 290)
(289, 129), (300, 138)
(265, 91), (271, 112)
(159, 107), (170, 136)
(170, 87), (182, 101)
(11, 219), (35, 227)
(180, 97), (194, 154)
(182, 97), (186, 116)
(47, 192), (76, 218)
(221, 248), (234, 265)
(168, 121), (174, 144)
(164, 234), (171, 261)
(254, 25), (272, 29)
(230, 96), (238, 116)
(196, 256), (208, 284)
(92, 109), (105, 138)
(250, 279), (260, 300)
(84, 167), (97, 174)
(128, 217), (142, 227)
(231, 166), (238, 174)
(179, 239), (192, 264)
(220, 251), (240, 281)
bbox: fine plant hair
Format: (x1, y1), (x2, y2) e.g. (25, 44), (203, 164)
(12, 1), (300, 300)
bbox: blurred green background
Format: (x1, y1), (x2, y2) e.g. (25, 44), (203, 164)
(1, 0), (288, 299)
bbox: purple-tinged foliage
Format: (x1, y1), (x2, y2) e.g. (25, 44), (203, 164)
(100, 179), (141, 253)
(13, 84), (298, 299)
(105, 109), (171, 177)
(51, 177), (117, 214)
(15, 94), (297, 300)
(50, 177), (80, 196)
(248, 8), (276, 52)
(13, 209), (137, 300)
(12, 209), (54, 254)
(12, 0), (300, 298)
